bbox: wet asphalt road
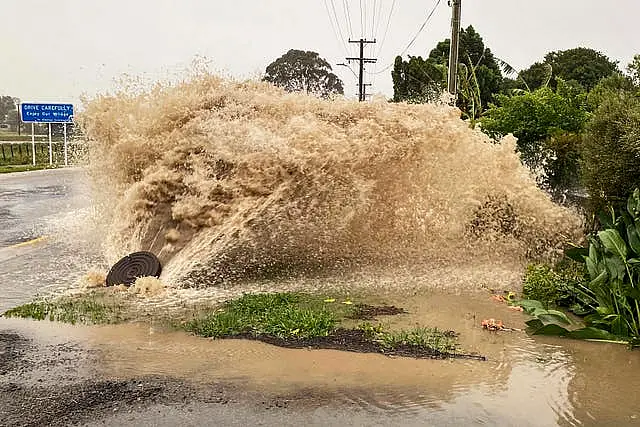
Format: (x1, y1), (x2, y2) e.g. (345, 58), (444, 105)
(0, 168), (103, 312)
(0, 168), (89, 247)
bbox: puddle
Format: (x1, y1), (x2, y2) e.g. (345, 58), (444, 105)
(3, 291), (639, 426)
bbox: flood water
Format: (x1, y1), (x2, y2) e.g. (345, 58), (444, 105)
(2, 290), (639, 426)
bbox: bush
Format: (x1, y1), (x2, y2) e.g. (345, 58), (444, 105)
(522, 261), (589, 310)
(522, 264), (565, 308)
(582, 93), (640, 212)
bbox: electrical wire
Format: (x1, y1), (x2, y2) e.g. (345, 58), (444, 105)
(373, 0), (443, 74)
(376, 0), (396, 57)
(343, 0), (353, 39)
(372, 0), (384, 41)
(330, 0), (350, 52)
(324, 0), (350, 55)
(359, 0), (364, 38)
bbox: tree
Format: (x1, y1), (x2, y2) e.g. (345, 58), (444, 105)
(0, 96), (17, 123)
(519, 48), (619, 92)
(627, 54), (640, 86)
(518, 62), (552, 91)
(427, 26), (504, 111)
(391, 56), (446, 103)
(582, 90), (640, 210)
(480, 81), (589, 193)
(391, 26), (504, 120)
(263, 49), (343, 98)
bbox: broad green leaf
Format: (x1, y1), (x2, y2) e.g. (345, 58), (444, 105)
(628, 188), (640, 218)
(545, 310), (571, 324)
(588, 242), (599, 263)
(585, 256), (598, 280)
(517, 299), (544, 315)
(604, 255), (627, 281)
(627, 224), (640, 255)
(537, 313), (571, 326)
(566, 327), (625, 341)
(529, 323), (570, 336)
(565, 246), (588, 263)
(597, 209), (615, 229)
(598, 229), (628, 260)
(589, 269), (608, 288)
(610, 315), (630, 337)
(622, 286), (640, 301)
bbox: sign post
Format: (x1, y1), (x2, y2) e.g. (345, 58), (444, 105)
(31, 123), (35, 166)
(20, 103), (74, 167)
(63, 123), (68, 166)
(48, 123), (52, 165)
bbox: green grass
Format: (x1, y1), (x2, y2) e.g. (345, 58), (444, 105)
(185, 293), (340, 339)
(3, 296), (126, 325)
(359, 323), (459, 353)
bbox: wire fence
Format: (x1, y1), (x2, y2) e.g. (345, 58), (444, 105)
(0, 142), (88, 166)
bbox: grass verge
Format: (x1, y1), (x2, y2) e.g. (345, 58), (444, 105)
(3, 291), (483, 360)
(0, 164), (60, 174)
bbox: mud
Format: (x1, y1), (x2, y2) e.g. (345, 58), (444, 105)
(226, 328), (484, 361)
(347, 303), (406, 320)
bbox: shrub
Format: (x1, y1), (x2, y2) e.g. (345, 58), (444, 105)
(522, 264), (565, 308)
(582, 92), (640, 212)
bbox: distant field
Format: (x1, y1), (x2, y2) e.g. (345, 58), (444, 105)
(0, 131), (66, 142)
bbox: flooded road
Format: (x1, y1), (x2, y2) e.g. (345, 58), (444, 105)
(1, 170), (640, 426)
(0, 168), (104, 312)
(2, 293), (640, 426)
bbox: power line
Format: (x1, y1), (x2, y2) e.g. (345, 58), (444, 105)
(376, 0), (396, 57)
(373, 0), (443, 75)
(330, 0), (350, 52)
(372, 0), (384, 42)
(324, 0), (350, 55)
(359, 0), (364, 38)
(342, 0), (353, 38)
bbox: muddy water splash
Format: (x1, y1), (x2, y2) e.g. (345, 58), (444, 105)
(79, 74), (581, 288)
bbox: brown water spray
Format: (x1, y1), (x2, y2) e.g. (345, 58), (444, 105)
(79, 73), (582, 288)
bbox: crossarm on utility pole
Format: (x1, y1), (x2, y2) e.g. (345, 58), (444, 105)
(346, 39), (377, 101)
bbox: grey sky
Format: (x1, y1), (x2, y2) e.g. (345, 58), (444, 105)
(1, 0), (638, 103)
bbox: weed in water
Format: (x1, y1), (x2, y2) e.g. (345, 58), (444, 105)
(358, 322), (459, 354)
(3, 296), (125, 325)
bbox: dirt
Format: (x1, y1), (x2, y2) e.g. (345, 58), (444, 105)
(228, 329), (486, 361)
(0, 332), (30, 375)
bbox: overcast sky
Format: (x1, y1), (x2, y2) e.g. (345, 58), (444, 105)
(1, 0), (637, 103)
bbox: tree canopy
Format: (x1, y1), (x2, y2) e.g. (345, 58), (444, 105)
(391, 26), (504, 119)
(263, 49), (344, 98)
(0, 96), (17, 123)
(518, 48), (619, 91)
(480, 81), (589, 193)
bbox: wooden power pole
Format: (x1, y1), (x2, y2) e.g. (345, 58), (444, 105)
(447, 0), (462, 100)
(347, 39), (376, 101)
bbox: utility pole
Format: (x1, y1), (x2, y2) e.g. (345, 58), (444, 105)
(447, 0), (462, 100)
(346, 39), (376, 101)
